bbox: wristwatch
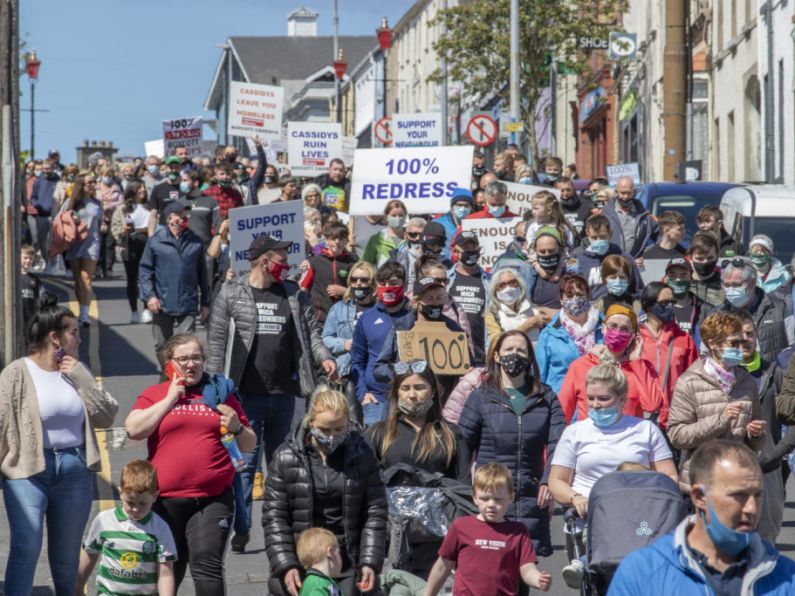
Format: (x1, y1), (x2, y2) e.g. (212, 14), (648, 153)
(232, 424), (244, 436)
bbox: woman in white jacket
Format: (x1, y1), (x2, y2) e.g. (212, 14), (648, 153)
(485, 268), (549, 346)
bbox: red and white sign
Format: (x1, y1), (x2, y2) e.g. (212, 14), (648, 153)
(287, 122), (343, 177)
(465, 113), (498, 147)
(163, 116), (203, 158)
(228, 81), (284, 141)
(374, 116), (392, 145)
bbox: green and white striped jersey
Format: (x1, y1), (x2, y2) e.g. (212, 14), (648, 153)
(83, 506), (177, 595)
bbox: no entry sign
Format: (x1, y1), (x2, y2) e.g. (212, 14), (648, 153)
(374, 116), (392, 145)
(465, 113), (497, 147)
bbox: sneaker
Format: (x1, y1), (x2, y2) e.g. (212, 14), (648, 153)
(230, 533), (249, 553)
(79, 314), (91, 328)
(253, 472), (265, 501)
(129, 311), (140, 324)
(141, 309), (153, 324)
(562, 558), (585, 590)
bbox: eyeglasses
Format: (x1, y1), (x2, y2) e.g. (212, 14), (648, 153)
(514, 236), (526, 244)
(350, 276), (371, 283)
(720, 257), (752, 269)
(431, 277), (447, 285)
(173, 354), (205, 366)
(393, 360), (428, 375)
(497, 279), (519, 290)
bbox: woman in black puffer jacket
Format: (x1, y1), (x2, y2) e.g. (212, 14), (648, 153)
(263, 386), (387, 596)
(458, 329), (566, 557)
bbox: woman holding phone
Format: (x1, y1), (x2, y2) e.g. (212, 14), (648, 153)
(125, 333), (255, 596)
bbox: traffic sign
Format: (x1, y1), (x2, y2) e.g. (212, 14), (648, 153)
(465, 113), (497, 147)
(374, 116), (392, 145)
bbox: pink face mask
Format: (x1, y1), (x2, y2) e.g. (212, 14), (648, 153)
(604, 328), (634, 353)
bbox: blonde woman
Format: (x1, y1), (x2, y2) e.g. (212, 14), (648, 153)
(485, 268), (549, 345)
(263, 386), (387, 596)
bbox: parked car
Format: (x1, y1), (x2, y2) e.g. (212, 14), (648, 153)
(720, 185), (795, 263)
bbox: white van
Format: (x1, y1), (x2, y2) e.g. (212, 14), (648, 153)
(720, 185), (795, 263)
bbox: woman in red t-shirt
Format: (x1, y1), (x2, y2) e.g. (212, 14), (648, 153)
(125, 333), (255, 595)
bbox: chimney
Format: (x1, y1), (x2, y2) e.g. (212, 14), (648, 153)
(287, 6), (319, 37)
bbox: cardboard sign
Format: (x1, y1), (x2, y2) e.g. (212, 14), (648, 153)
(606, 162), (641, 186)
(342, 136), (357, 166)
(287, 122), (343, 177)
(461, 217), (522, 269)
(163, 116), (202, 158)
(504, 182), (560, 219)
(228, 82), (284, 141)
(349, 145), (474, 216)
(228, 202), (304, 274)
(392, 113), (443, 148)
(396, 321), (470, 375)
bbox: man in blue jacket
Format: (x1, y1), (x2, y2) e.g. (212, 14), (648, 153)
(139, 201), (211, 361)
(431, 187), (474, 259)
(609, 440), (795, 595)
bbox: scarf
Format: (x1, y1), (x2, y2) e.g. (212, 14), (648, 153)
(741, 351), (762, 374)
(560, 307), (600, 355)
(704, 357), (736, 393)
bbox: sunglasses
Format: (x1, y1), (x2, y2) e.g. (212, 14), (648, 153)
(720, 257), (752, 269)
(406, 232), (421, 240)
(514, 236), (526, 244)
(393, 360), (428, 375)
(497, 279), (519, 289)
(350, 276), (371, 283)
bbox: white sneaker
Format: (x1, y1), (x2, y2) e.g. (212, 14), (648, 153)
(79, 314), (91, 328)
(140, 309), (153, 324)
(129, 311), (140, 324)
(562, 558), (585, 590)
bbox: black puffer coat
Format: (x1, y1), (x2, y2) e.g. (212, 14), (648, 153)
(263, 426), (388, 594)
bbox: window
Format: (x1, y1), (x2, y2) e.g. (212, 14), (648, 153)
(728, 111), (736, 180)
(714, 117), (721, 179)
(779, 60), (785, 180)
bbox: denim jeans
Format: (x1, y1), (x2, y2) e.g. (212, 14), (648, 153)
(362, 398), (387, 426)
(233, 393), (295, 535)
(3, 446), (93, 596)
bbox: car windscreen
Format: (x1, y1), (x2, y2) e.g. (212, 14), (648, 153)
(750, 217), (795, 264)
(650, 195), (706, 245)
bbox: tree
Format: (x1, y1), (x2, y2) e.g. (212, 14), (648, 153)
(431, 0), (627, 164)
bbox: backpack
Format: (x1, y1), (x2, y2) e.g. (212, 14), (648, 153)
(48, 210), (88, 258)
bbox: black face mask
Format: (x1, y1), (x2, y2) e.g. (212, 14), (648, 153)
(499, 353), (531, 377)
(264, 175), (276, 185)
(560, 195), (578, 207)
(693, 260), (717, 278)
(461, 250), (480, 267)
(420, 304), (443, 320)
(352, 287), (371, 301)
(423, 246), (442, 258)
(472, 165), (486, 177)
(537, 253), (561, 270)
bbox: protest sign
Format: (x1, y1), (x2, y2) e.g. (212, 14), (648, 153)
(397, 321), (470, 375)
(342, 136), (357, 166)
(606, 162), (641, 186)
(163, 116), (202, 158)
(228, 82), (284, 141)
(144, 139), (164, 159)
(349, 145), (473, 215)
(287, 122), (343, 177)
(461, 217), (522, 269)
(639, 259), (669, 285)
(392, 113), (443, 148)
(228, 202), (304, 273)
(504, 182), (560, 219)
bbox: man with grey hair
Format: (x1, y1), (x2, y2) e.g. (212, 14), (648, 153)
(465, 180), (518, 220)
(389, 216), (428, 286)
(141, 155), (164, 197)
(714, 255), (793, 361)
(602, 176), (658, 262)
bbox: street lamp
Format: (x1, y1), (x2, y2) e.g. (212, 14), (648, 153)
(25, 49), (41, 160)
(332, 48), (346, 124)
(377, 17), (392, 119)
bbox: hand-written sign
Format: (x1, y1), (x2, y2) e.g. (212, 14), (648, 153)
(461, 217), (522, 270)
(396, 322), (471, 375)
(504, 182), (560, 219)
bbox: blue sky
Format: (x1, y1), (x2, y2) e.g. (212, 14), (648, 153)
(20, 0), (416, 163)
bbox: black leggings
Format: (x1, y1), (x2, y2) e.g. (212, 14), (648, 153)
(153, 488), (234, 596)
(122, 233), (147, 311)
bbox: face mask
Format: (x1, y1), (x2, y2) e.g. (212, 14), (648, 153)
(420, 304), (443, 320)
(618, 197), (635, 206)
(310, 427), (349, 454)
(178, 217), (190, 232)
(377, 285), (404, 307)
(353, 287), (371, 301)
(408, 243), (422, 258)
(453, 205), (471, 220)
(67, 174), (75, 182)
(102, 176), (113, 185)
(563, 296), (590, 318)
(179, 181), (191, 194)
(497, 286), (521, 304)
(720, 346), (745, 367)
(33, 171), (42, 177)
(398, 399), (434, 418)
(604, 328), (634, 353)
(699, 497), (752, 556)
(693, 260), (717, 277)
(651, 302), (675, 322)
(227, 154), (238, 163)
(148, 165), (160, 176)
(473, 165), (486, 177)
(499, 352), (531, 377)
(461, 250), (480, 267)
(589, 405), (619, 428)
(264, 175), (276, 185)
(749, 253), (771, 270)
(388, 215), (405, 230)
(167, 171), (180, 182)
(46, 172), (58, 180)
(538, 253), (561, 270)
(588, 239), (610, 256)
(606, 278), (629, 296)
(488, 205), (506, 218)
(219, 179), (231, 187)
(724, 286), (750, 307)
(518, 177), (533, 185)
(267, 259), (290, 283)
(560, 196), (578, 207)
(668, 279), (691, 296)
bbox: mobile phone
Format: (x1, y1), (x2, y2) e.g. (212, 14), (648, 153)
(163, 361), (184, 383)
(54, 347), (66, 363)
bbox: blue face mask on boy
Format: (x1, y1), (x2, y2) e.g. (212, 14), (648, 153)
(588, 239), (610, 256)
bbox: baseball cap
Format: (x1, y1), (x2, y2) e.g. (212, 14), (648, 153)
(454, 230), (479, 247)
(450, 187), (474, 206)
(665, 257), (691, 273)
(422, 221), (447, 245)
(161, 201), (191, 219)
(750, 234), (774, 253)
(413, 276), (444, 296)
(248, 235), (292, 261)
(164, 156), (181, 166)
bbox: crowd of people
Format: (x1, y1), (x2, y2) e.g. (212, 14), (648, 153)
(6, 143), (795, 595)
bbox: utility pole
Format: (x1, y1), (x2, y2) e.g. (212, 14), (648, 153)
(761, 0), (775, 182)
(439, 0), (448, 145)
(663, 0), (686, 181)
(509, 0), (520, 147)
(333, 0), (341, 123)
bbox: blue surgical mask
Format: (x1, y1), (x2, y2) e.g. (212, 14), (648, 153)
(721, 346), (745, 367)
(488, 205), (506, 218)
(699, 496), (752, 556)
(179, 181), (191, 194)
(724, 286), (750, 307)
(518, 177), (533, 185)
(148, 165), (161, 176)
(606, 278), (629, 296)
(453, 205), (471, 220)
(589, 406), (619, 428)
(588, 239), (610, 256)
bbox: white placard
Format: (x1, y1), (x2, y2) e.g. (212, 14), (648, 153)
(342, 136), (357, 166)
(163, 116), (202, 158)
(392, 113), (443, 148)
(228, 82), (284, 141)
(144, 139), (165, 159)
(349, 146), (473, 216)
(639, 259), (670, 285)
(287, 122), (343, 177)
(606, 162), (641, 186)
(504, 182), (560, 219)
(228, 202), (304, 274)
(461, 217), (522, 269)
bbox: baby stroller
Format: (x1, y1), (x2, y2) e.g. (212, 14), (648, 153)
(565, 471), (688, 595)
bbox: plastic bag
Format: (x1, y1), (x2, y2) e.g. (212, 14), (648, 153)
(387, 486), (450, 538)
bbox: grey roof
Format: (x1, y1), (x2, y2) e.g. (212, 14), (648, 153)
(287, 6), (318, 18)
